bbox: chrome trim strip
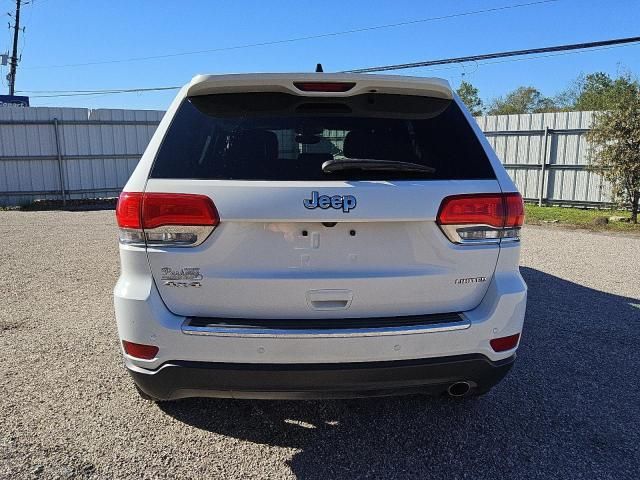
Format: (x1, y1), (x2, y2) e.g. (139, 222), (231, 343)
(144, 225), (214, 247)
(439, 224), (521, 245)
(181, 318), (471, 338)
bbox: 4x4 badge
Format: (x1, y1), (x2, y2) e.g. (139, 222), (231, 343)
(303, 191), (357, 213)
(161, 267), (203, 288)
(161, 267), (203, 281)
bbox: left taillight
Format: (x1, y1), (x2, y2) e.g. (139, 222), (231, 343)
(116, 192), (144, 244)
(142, 193), (219, 247)
(436, 192), (524, 245)
(116, 192), (219, 247)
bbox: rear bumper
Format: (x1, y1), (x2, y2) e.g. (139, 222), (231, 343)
(115, 269), (527, 368)
(126, 353), (515, 400)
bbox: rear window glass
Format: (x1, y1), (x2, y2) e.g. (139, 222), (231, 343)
(150, 92), (495, 181)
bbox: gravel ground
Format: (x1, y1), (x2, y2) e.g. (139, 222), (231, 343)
(1, 211), (639, 479)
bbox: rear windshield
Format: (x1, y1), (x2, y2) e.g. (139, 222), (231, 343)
(150, 92), (495, 181)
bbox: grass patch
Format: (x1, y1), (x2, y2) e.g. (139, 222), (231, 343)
(525, 204), (639, 233)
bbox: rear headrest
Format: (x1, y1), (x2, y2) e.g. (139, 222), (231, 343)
(343, 128), (415, 161)
(228, 129), (278, 162)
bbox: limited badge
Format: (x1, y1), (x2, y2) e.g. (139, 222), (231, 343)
(454, 276), (487, 285)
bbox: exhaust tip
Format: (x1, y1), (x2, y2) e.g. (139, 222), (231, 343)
(447, 381), (471, 397)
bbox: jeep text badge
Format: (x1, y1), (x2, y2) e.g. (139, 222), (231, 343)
(303, 191), (357, 213)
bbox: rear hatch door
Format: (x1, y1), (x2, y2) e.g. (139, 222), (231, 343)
(144, 89), (501, 318)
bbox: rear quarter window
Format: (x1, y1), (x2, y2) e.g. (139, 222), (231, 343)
(150, 92), (495, 181)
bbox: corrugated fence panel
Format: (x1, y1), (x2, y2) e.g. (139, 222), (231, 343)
(1, 107), (72, 205)
(0, 106), (165, 205)
(0, 106), (617, 207)
(478, 110), (613, 206)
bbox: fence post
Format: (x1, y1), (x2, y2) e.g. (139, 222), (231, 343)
(538, 126), (549, 207)
(53, 118), (66, 206)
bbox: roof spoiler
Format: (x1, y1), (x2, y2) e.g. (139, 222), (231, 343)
(185, 73), (453, 100)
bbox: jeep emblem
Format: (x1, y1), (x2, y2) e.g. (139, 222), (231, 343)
(303, 191), (357, 213)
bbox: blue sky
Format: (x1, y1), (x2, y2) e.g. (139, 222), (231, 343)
(3, 0), (639, 110)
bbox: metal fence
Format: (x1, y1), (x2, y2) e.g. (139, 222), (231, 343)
(477, 110), (612, 206)
(0, 106), (164, 206)
(0, 106), (612, 207)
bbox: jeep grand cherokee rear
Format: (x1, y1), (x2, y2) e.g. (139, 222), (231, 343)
(113, 73), (527, 400)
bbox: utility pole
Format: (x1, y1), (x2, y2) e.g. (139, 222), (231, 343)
(7, 0), (22, 96)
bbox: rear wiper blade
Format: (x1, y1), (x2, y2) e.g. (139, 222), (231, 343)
(322, 158), (436, 174)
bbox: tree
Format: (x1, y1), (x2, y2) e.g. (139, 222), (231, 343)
(586, 81), (640, 223)
(456, 80), (483, 116)
(557, 72), (639, 111)
(487, 86), (558, 115)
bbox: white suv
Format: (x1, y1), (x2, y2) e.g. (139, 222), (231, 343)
(114, 73), (527, 401)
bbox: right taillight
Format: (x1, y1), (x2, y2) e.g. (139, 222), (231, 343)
(437, 192), (524, 244)
(503, 192), (525, 239)
(116, 192), (219, 247)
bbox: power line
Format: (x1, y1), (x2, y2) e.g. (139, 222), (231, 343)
(23, 0), (559, 70)
(25, 86), (180, 97)
(421, 43), (639, 73)
(17, 35), (640, 99)
(17, 0), (38, 60)
(342, 36), (640, 73)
